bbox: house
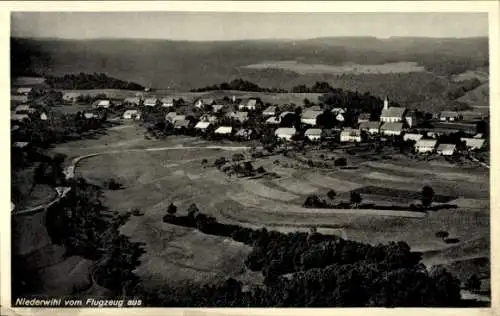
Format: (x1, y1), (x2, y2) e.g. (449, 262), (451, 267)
(16, 87), (33, 95)
(211, 104), (226, 113)
(437, 143), (456, 156)
(195, 98), (215, 109)
(238, 99), (257, 110)
(235, 129), (253, 140)
(266, 116), (281, 125)
(461, 138), (486, 150)
(215, 126), (233, 135)
(84, 112), (96, 119)
(335, 113), (345, 122)
(305, 128), (322, 141)
(226, 111), (249, 123)
(144, 97), (158, 107)
(403, 133), (423, 142)
(13, 141), (30, 149)
(15, 105), (35, 114)
(124, 96), (142, 106)
(280, 111), (295, 118)
(95, 100), (111, 109)
(11, 113), (30, 122)
(200, 114), (218, 123)
(172, 114), (186, 123)
(123, 109), (140, 119)
(308, 105), (322, 112)
(40, 112), (48, 121)
(380, 97), (406, 123)
(473, 133), (484, 139)
(321, 129), (338, 140)
(404, 111), (419, 128)
(194, 121), (211, 130)
(174, 120), (190, 129)
(414, 139), (437, 153)
(357, 113), (371, 123)
(440, 111), (462, 122)
(275, 127), (296, 141)
(340, 128), (362, 143)
(301, 110), (323, 126)
(165, 112), (177, 122)
(11, 95), (29, 103)
(262, 106), (277, 117)
(380, 122), (404, 136)
(332, 108), (346, 114)
(359, 121), (381, 135)
(161, 97), (175, 108)
(63, 92), (81, 102)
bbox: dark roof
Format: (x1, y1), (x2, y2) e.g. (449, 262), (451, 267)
(381, 107), (406, 118)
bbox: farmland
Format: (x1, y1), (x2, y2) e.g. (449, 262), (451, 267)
(52, 124), (489, 292)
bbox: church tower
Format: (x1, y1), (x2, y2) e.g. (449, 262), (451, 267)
(383, 97), (389, 110)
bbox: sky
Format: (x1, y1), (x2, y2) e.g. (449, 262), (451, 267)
(11, 12), (488, 41)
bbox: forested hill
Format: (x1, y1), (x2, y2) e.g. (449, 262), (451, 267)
(44, 73), (145, 90)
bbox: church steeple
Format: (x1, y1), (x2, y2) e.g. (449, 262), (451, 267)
(383, 97), (389, 110)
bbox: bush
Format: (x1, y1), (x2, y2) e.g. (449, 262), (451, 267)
(334, 157), (347, 166)
(167, 203), (177, 215)
(107, 178), (123, 190)
(435, 231), (449, 239)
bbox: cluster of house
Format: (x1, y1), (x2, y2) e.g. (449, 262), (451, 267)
(11, 104), (48, 122)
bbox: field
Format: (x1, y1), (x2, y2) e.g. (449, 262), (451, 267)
(242, 61), (426, 75)
(53, 123), (490, 291)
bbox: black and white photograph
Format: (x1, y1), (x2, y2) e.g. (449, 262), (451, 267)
(7, 3), (496, 310)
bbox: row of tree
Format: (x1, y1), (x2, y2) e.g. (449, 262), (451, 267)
(44, 72), (145, 90)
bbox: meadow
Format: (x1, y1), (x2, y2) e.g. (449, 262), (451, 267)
(53, 124), (490, 291)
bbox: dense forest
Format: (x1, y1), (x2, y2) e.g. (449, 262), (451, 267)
(44, 73), (145, 90)
(190, 78), (287, 93)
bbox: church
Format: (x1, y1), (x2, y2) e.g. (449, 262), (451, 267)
(379, 97), (407, 123)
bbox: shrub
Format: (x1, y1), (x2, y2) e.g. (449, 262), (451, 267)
(334, 157), (347, 166)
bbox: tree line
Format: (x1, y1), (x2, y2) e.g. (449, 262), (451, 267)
(44, 72), (145, 90)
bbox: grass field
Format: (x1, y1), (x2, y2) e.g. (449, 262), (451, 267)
(242, 60), (426, 75)
(62, 123), (489, 290)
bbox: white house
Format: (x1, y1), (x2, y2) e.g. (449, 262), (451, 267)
(200, 114), (218, 123)
(11, 113), (30, 122)
(262, 106), (277, 117)
(403, 133), (423, 142)
(301, 110), (323, 126)
(332, 108), (346, 114)
(123, 109), (140, 119)
(226, 111), (249, 123)
(235, 129), (253, 140)
(215, 126), (233, 135)
(211, 104), (226, 113)
(340, 128), (362, 143)
(238, 99), (257, 110)
(380, 122), (404, 136)
(440, 111), (462, 122)
(305, 128), (322, 141)
(194, 121), (211, 130)
(461, 138), (486, 150)
(280, 111), (295, 118)
(144, 97), (158, 107)
(84, 112), (96, 119)
(265, 116), (281, 125)
(380, 97), (406, 123)
(194, 98), (213, 109)
(11, 95), (29, 103)
(335, 113), (345, 122)
(357, 113), (371, 123)
(15, 105), (35, 114)
(16, 87), (33, 95)
(359, 121), (381, 135)
(13, 141), (30, 149)
(275, 127), (296, 141)
(174, 120), (190, 129)
(161, 97), (174, 108)
(165, 112), (177, 122)
(63, 92), (81, 103)
(436, 143), (456, 156)
(95, 100), (111, 109)
(414, 139), (437, 153)
(40, 112), (48, 121)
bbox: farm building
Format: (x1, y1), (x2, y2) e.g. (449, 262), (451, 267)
(11, 113), (30, 122)
(144, 98), (158, 107)
(215, 126), (233, 135)
(235, 129), (253, 140)
(266, 116), (281, 125)
(123, 109), (140, 119)
(62, 92), (81, 102)
(403, 133), (423, 142)
(262, 106), (277, 117)
(357, 113), (371, 123)
(305, 128), (322, 141)
(307, 105), (322, 111)
(124, 96), (141, 106)
(461, 138), (486, 150)
(404, 111), (419, 127)
(440, 111), (462, 121)
(11, 95), (29, 103)
(194, 121), (211, 130)
(301, 110), (323, 126)
(275, 127), (296, 141)
(15, 105), (35, 114)
(212, 104), (226, 113)
(380, 98), (406, 123)
(16, 87), (33, 95)
(238, 99), (257, 110)
(359, 121), (381, 135)
(380, 122), (404, 136)
(436, 144), (456, 156)
(414, 139), (437, 153)
(194, 98), (214, 108)
(174, 120), (190, 129)
(226, 111), (249, 123)
(200, 114), (218, 123)
(161, 97), (174, 108)
(95, 100), (111, 108)
(340, 128), (362, 143)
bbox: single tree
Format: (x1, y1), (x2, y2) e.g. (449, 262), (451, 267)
(327, 189), (337, 200)
(167, 203), (177, 215)
(350, 191), (362, 208)
(421, 185), (435, 208)
(187, 203), (200, 218)
(435, 230), (449, 240)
